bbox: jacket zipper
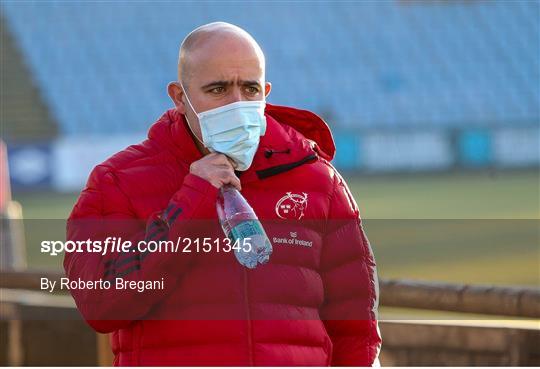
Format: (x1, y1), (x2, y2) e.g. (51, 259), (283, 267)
(243, 152), (317, 364)
(243, 268), (254, 365)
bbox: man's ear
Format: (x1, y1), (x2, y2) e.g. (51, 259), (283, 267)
(264, 82), (272, 98)
(167, 82), (186, 114)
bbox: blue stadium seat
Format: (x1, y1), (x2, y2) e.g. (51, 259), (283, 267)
(1, 0), (538, 136)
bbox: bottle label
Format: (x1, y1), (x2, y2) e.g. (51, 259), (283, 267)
(228, 220), (273, 268)
(229, 220), (264, 241)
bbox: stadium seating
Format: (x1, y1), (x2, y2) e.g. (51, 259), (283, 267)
(1, 1), (538, 135)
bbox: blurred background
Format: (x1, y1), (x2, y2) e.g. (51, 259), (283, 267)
(0, 0), (539, 366)
(2, 0), (538, 281)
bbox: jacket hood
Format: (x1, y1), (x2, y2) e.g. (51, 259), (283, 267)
(265, 103), (335, 161)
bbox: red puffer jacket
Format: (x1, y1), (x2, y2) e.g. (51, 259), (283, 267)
(64, 103), (381, 366)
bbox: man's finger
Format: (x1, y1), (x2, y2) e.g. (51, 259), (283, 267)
(224, 172), (242, 191)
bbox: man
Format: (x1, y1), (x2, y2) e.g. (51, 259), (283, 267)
(65, 22), (381, 366)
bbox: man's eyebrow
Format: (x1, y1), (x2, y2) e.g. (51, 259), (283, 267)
(240, 80), (261, 86)
(200, 80), (231, 90)
(201, 80), (261, 90)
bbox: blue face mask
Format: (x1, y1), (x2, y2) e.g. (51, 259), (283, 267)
(181, 84), (267, 171)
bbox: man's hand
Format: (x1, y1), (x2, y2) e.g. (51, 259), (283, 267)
(190, 153), (241, 190)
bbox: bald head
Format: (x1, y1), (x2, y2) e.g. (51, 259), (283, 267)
(178, 22), (266, 86)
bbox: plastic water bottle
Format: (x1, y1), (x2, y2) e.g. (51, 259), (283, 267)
(216, 185), (272, 269)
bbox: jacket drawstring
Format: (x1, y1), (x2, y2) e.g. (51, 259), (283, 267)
(264, 148), (291, 158)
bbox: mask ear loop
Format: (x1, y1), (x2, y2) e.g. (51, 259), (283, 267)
(179, 82), (206, 147)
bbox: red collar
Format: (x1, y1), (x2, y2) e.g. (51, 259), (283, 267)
(148, 103), (334, 182)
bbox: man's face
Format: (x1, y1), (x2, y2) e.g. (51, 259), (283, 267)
(169, 34), (272, 145)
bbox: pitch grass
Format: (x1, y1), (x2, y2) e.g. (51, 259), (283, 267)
(12, 170), (540, 287)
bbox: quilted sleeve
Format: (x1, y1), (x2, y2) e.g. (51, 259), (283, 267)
(319, 167), (382, 366)
(64, 164), (218, 333)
